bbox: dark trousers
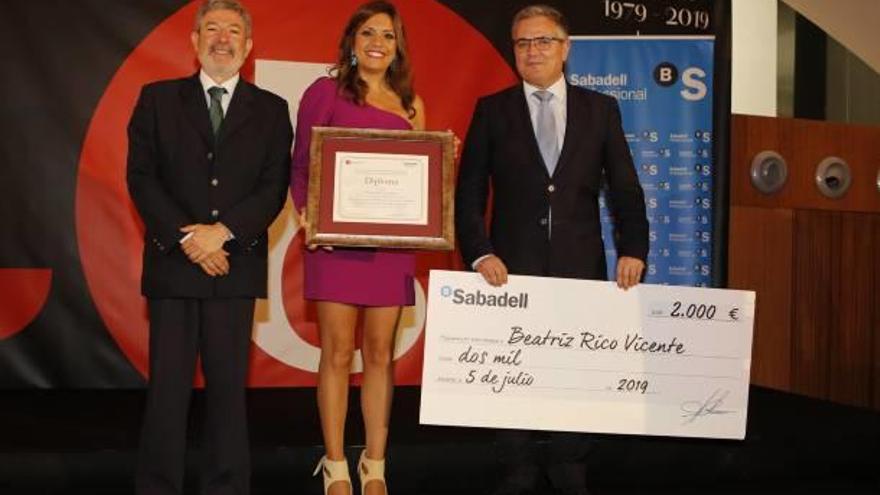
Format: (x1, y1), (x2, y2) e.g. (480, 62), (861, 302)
(496, 429), (592, 493)
(135, 298), (254, 495)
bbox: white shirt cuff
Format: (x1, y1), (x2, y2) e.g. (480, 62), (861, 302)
(471, 254), (493, 271)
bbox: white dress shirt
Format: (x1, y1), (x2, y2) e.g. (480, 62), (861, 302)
(199, 69), (239, 114)
(523, 75), (567, 152)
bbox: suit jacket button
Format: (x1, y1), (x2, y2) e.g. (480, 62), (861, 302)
(547, 184), (555, 193)
(211, 178), (219, 186)
(211, 209), (219, 218)
(207, 151), (214, 161)
(539, 218), (548, 226)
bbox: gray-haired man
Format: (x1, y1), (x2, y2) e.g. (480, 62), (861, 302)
(128, 1), (292, 493)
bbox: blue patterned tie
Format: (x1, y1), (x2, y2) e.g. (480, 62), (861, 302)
(208, 86), (227, 137)
(533, 90), (559, 175)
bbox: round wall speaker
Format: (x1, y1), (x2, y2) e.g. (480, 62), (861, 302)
(750, 150), (788, 194)
(815, 157), (852, 199)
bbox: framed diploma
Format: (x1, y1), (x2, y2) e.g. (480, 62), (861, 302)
(306, 127), (455, 250)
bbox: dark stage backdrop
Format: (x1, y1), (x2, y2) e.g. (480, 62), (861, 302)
(0, 0), (723, 388)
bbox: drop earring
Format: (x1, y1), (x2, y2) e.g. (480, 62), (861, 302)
(350, 51), (358, 67)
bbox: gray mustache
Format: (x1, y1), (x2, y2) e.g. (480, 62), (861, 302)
(209, 44), (235, 56)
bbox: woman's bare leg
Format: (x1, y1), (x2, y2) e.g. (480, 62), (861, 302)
(316, 301), (359, 495)
(359, 305), (401, 495)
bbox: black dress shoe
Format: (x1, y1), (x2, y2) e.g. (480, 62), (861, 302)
(489, 487), (538, 495)
(490, 464), (540, 495)
(489, 488), (537, 495)
(555, 489), (591, 495)
(547, 462), (589, 495)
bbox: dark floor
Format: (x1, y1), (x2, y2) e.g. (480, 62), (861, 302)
(1, 386), (878, 494)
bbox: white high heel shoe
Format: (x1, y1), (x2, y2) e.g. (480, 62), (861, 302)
(357, 450), (388, 495)
(313, 455), (352, 495)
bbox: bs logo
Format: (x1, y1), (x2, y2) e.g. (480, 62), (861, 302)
(653, 61), (708, 101)
(641, 163), (658, 176)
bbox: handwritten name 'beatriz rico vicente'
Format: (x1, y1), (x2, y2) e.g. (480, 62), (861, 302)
(507, 326), (686, 354)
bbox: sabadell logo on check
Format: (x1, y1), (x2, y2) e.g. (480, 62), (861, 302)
(440, 286), (529, 309)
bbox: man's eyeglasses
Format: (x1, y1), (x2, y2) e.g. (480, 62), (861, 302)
(513, 36), (564, 51)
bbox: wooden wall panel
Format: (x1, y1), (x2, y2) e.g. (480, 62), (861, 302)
(829, 213), (875, 407)
(728, 206), (793, 390)
(791, 210), (834, 399)
(874, 218), (880, 410)
(731, 115), (879, 411)
(730, 114), (880, 214)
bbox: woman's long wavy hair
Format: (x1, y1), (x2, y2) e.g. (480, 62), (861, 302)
(332, 1), (416, 118)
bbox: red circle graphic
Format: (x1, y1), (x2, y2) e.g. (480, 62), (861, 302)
(76, 0), (516, 385)
(0, 269), (53, 340)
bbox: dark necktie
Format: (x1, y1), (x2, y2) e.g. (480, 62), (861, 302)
(207, 86), (227, 137)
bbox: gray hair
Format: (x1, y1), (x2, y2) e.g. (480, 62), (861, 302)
(193, 0), (253, 37)
(512, 4), (569, 37)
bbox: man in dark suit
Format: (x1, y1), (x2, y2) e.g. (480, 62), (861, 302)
(126, 1), (292, 493)
(455, 5), (649, 495)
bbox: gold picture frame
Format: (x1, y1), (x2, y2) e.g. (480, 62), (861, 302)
(305, 127), (455, 250)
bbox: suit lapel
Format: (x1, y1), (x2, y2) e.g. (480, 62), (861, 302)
(218, 79), (254, 143)
(553, 83), (584, 178)
(511, 85), (551, 178)
(180, 74), (215, 148)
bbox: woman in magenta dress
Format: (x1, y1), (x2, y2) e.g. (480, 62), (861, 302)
(290, 2), (423, 495)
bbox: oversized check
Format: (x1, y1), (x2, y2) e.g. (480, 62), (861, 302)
(420, 270), (756, 440)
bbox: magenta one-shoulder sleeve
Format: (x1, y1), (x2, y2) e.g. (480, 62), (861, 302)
(290, 77), (337, 210)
